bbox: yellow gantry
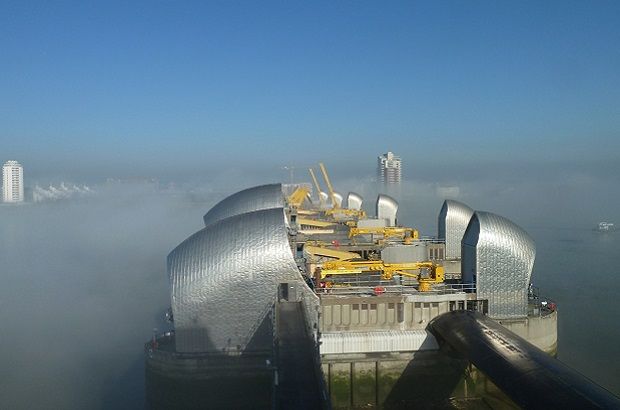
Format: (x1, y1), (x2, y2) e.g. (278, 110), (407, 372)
(348, 226), (419, 244)
(297, 217), (335, 228)
(304, 245), (360, 261)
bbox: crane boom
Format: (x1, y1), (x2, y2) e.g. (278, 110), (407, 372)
(319, 162), (339, 209)
(308, 168), (325, 208)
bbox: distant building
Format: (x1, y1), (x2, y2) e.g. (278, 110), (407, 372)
(377, 151), (402, 184)
(3, 160), (24, 202)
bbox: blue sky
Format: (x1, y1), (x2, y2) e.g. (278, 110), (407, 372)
(1, 1), (619, 181)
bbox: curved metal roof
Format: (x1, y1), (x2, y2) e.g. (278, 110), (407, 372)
(376, 194), (398, 226)
(462, 211), (536, 318)
(438, 200), (474, 259)
(346, 192), (363, 210)
(169, 207), (301, 353)
(203, 183), (284, 226)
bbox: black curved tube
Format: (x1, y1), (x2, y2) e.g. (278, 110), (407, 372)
(429, 311), (620, 409)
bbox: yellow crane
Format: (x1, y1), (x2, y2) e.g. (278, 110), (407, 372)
(287, 186), (311, 209)
(319, 260), (444, 291)
(319, 162), (339, 209)
(349, 226), (419, 244)
(317, 163), (366, 219)
(308, 168), (326, 208)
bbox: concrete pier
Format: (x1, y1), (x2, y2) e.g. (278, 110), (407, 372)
(315, 290), (557, 408)
(145, 334), (273, 410)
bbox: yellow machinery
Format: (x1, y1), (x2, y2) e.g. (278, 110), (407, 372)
(319, 260), (444, 292)
(349, 226), (419, 244)
(287, 186), (311, 209)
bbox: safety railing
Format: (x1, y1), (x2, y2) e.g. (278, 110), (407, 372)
(527, 285), (557, 317)
(314, 273), (476, 296)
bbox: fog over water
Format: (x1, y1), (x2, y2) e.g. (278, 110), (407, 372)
(0, 183), (214, 409)
(1, 167), (619, 409)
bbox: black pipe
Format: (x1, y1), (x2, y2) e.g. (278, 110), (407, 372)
(429, 311), (620, 409)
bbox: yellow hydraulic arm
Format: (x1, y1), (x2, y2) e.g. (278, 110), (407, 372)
(319, 260), (444, 291)
(308, 168), (325, 208)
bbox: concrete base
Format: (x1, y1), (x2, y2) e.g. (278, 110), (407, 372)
(320, 351), (519, 409)
(145, 336), (272, 410)
(497, 310), (558, 355)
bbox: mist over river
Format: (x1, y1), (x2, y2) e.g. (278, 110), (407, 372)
(1, 183), (618, 409)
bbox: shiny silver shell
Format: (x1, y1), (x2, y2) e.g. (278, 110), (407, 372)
(169, 207), (302, 353)
(376, 194), (398, 226)
(462, 211), (536, 319)
(203, 183), (284, 226)
(319, 191), (329, 206)
(346, 192), (363, 210)
(332, 192), (343, 208)
(438, 200), (474, 259)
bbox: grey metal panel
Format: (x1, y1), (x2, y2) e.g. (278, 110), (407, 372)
(346, 192), (363, 210)
(462, 211), (535, 319)
(376, 194), (398, 226)
(382, 243), (428, 263)
(357, 218), (388, 228)
(169, 207), (302, 353)
(320, 330), (438, 354)
(203, 183), (284, 226)
(438, 200), (474, 259)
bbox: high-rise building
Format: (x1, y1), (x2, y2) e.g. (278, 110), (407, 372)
(377, 151), (402, 184)
(3, 160), (24, 202)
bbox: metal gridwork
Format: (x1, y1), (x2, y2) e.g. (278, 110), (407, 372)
(202, 183), (284, 227)
(438, 200), (474, 259)
(346, 192), (363, 210)
(376, 194), (398, 226)
(461, 211), (535, 319)
(169, 207), (302, 353)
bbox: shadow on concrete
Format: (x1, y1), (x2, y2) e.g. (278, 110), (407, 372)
(275, 301), (327, 410)
(382, 350), (468, 409)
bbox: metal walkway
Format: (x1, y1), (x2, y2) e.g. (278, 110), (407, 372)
(429, 311), (620, 409)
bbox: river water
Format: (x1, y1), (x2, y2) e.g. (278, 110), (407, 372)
(1, 188), (618, 409)
(528, 226), (620, 395)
